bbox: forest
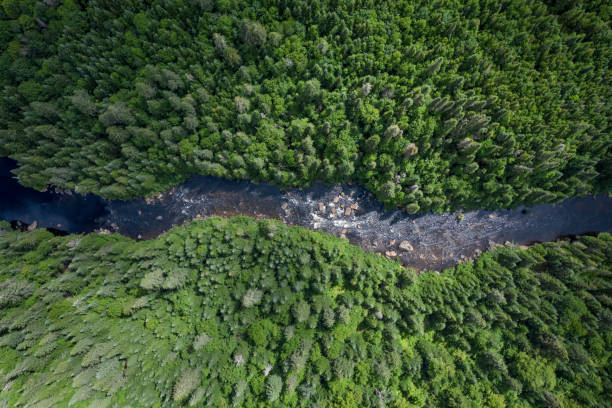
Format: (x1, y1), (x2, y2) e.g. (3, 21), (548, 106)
(0, 218), (610, 407)
(0, 0), (610, 212)
(1, 1), (611, 406)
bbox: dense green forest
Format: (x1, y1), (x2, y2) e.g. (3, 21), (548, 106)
(1, 2), (611, 407)
(0, 218), (610, 407)
(0, 0), (610, 211)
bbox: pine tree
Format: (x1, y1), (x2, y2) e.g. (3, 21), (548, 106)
(242, 289), (263, 307)
(293, 300), (311, 323)
(266, 375), (283, 402)
(240, 20), (267, 46)
(173, 368), (201, 402)
(193, 332), (211, 350)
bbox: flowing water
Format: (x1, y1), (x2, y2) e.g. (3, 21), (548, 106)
(0, 159), (107, 233)
(2, 158), (612, 271)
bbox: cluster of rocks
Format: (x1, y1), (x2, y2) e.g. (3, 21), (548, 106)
(384, 239), (414, 258)
(312, 192), (361, 218)
(144, 191), (167, 205)
(300, 189), (422, 262)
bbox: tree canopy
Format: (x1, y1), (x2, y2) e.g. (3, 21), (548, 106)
(0, 0), (610, 211)
(0, 219), (610, 407)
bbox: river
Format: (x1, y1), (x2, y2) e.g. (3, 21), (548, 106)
(2, 158), (611, 271)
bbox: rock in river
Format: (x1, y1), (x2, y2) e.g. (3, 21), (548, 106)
(399, 241), (413, 251)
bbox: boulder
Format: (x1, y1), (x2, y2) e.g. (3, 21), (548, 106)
(399, 241), (413, 251)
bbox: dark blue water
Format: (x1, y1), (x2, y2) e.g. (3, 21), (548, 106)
(0, 159), (108, 233)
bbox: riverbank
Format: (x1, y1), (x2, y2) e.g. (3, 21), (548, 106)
(3, 158), (611, 271)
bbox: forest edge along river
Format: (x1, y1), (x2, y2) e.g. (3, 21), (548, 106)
(2, 158), (611, 271)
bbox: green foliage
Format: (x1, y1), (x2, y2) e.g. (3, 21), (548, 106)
(0, 0), (609, 210)
(192, 331), (211, 351)
(0, 218), (610, 407)
(266, 375), (282, 402)
(293, 300), (311, 323)
(248, 319), (279, 348)
(173, 368), (200, 402)
(240, 19), (267, 47)
(242, 288), (262, 308)
(0, 279), (34, 308)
